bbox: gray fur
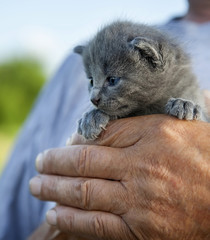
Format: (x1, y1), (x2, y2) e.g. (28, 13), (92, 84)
(74, 20), (209, 140)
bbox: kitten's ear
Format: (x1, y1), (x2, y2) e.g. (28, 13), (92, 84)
(74, 45), (85, 55)
(129, 37), (164, 69)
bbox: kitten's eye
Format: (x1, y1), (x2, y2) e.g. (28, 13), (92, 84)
(88, 77), (93, 86)
(107, 76), (121, 86)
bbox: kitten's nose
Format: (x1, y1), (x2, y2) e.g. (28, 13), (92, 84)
(91, 97), (101, 106)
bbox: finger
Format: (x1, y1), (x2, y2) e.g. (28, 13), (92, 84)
(36, 145), (127, 180)
(69, 115), (170, 147)
(66, 132), (94, 146)
(49, 232), (69, 240)
(46, 206), (135, 240)
(69, 117), (143, 147)
(27, 222), (60, 240)
(203, 90), (210, 114)
(50, 232), (92, 240)
(50, 232), (91, 240)
(30, 175), (126, 215)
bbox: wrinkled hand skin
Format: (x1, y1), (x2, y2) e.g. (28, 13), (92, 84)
(30, 115), (210, 240)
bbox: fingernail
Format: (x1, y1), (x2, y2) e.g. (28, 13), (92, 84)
(66, 136), (72, 146)
(29, 177), (41, 196)
(35, 153), (43, 172)
(46, 209), (57, 225)
(44, 149), (50, 155)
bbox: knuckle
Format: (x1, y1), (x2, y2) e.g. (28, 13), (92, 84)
(157, 119), (172, 137)
(62, 214), (74, 232)
(80, 179), (92, 209)
(76, 146), (96, 176)
(76, 146), (90, 176)
(156, 118), (181, 143)
(90, 213), (106, 237)
(57, 209), (74, 232)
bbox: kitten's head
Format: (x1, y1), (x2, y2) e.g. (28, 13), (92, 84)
(74, 21), (172, 117)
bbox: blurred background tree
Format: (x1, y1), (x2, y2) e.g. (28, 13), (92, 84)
(0, 1), (187, 174)
(0, 57), (46, 171)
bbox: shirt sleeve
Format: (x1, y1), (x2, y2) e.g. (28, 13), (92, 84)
(0, 52), (89, 240)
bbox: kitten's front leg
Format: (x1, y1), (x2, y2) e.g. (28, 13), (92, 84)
(165, 97), (206, 121)
(77, 109), (111, 140)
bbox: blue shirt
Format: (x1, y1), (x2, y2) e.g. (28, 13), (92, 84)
(0, 53), (90, 239)
(0, 20), (210, 239)
(161, 19), (210, 89)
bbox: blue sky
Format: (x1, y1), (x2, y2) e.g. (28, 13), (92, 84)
(0, 0), (187, 76)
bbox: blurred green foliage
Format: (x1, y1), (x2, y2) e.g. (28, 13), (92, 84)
(0, 57), (46, 133)
(0, 56), (46, 172)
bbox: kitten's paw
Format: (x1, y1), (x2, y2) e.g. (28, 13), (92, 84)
(77, 109), (110, 140)
(165, 98), (202, 120)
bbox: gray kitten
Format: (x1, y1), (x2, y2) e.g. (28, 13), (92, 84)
(74, 20), (208, 140)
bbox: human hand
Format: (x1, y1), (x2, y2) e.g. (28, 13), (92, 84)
(204, 90), (210, 115)
(27, 222), (61, 240)
(27, 221), (87, 240)
(30, 115), (210, 240)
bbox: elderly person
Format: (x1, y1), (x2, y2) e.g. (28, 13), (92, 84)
(0, 0), (210, 239)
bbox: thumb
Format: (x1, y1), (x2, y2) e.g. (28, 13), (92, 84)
(67, 114), (170, 148)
